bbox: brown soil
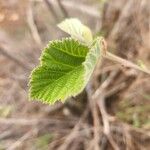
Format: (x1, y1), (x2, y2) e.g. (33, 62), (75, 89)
(0, 0), (150, 149)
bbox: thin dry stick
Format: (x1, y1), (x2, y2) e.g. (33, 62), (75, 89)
(27, 2), (42, 46)
(97, 94), (119, 150)
(39, 0), (100, 19)
(98, 95), (120, 150)
(92, 102), (101, 150)
(101, 39), (150, 74)
(61, 0), (100, 19)
(86, 83), (101, 150)
(0, 130), (13, 140)
(44, 0), (59, 21)
(105, 82), (126, 98)
(57, 0), (69, 18)
(0, 46), (31, 70)
(58, 106), (89, 150)
(92, 71), (120, 150)
(93, 71), (117, 135)
(93, 71), (119, 99)
(86, 69), (119, 149)
(108, 0), (133, 40)
(104, 52), (150, 74)
(0, 118), (76, 126)
(7, 129), (38, 150)
(123, 126), (134, 150)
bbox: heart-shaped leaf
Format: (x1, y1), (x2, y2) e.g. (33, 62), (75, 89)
(29, 37), (102, 104)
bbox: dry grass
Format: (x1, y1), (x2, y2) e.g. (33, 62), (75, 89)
(0, 0), (150, 149)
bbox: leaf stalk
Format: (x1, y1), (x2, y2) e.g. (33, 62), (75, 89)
(103, 52), (150, 75)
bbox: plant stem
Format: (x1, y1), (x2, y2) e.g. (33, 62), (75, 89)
(103, 52), (150, 75)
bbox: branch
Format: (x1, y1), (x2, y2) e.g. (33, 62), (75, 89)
(86, 83), (101, 150)
(27, 1), (42, 46)
(101, 39), (150, 75)
(0, 118), (76, 126)
(0, 46), (31, 70)
(7, 129), (38, 150)
(58, 106), (89, 150)
(57, 0), (69, 18)
(88, 71), (120, 150)
(44, 0), (59, 21)
(104, 52), (150, 74)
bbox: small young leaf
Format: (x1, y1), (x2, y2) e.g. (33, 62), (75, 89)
(57, 18), (93, 44)
(29, 37), (103, 104)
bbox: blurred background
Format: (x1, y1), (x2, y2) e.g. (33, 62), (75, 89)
(0, 0), (150, 149)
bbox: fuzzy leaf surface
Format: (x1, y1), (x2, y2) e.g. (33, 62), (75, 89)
(29, 37), (102, 104)
(58, 18), (93, 44)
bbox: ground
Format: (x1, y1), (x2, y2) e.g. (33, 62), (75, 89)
(0, 0), (150, 149)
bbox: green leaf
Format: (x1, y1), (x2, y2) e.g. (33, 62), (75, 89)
(83, 37), (103, 81)
(29, 37), (102, 104)
(57, 18), (93, 45)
